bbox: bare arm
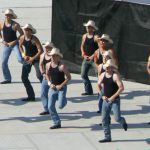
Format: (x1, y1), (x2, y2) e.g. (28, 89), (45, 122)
(93, 49), (99, 67)
(108, 73), (124, 102)
(147, 55), (150, 74)
(39, 53), (45, 74)
(8, 23), (23, 46)
(109, 48), (119, 66)
(19, 35), (25, 55)
(81, 34), (87, 58)
(97, 72), (105, 93)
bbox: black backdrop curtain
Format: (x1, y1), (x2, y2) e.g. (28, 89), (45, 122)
(52, 0), (150, 84)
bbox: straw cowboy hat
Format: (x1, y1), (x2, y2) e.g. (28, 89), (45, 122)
(22, 24), (37, 34)
(83, 20), (98, 30)
(103, 59), (117, 70)
(49, 48), (63, 58)
(43, 41), (55, 48)
(98, 34), (113, 44)
(4, 9), (17, 19)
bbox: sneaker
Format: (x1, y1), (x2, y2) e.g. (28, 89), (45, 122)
(39, 111), (49, 115)
(22, 98), (35, 102)
(81, 92), (93, 96)
(122, 122), (128, 131)
(0, 80), (11, 84)
(99, 139), (111, 143)
(50, 124), (61, 129)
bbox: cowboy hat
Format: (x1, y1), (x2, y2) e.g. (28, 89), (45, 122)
(49, 48), (63, 58)
(103, 59), (117, 70)
(83, 20), (98, 30)
(4, 9), (17, 19)
(43, 41), (55, 48)
(22, 24), (36, 34)
(98, 34), (113, 44)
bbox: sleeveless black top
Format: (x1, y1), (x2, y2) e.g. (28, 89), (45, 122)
(102, 73), (119, 99)
(48, 63), (65, 85)
(83, 34), (98, 56)
(2, 21), (17, 42)
(96, 50), (103, 65)
(42, 54), (51, 71)
(23, 35), (38, 58)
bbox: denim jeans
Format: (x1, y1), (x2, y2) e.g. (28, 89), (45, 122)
(48, 85), (67, 125)
(98, 88), (104, 113)
(81, 59), (96, 94)
(41, 79), (49, 112)
(102, 97), (126, 140)
(21, 61), (42, 98)
(1, 44), (23, 81)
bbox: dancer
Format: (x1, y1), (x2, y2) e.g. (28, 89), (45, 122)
(46, 48), (71, 129)
(98, 59), (128, 142)
(81, 20), (99, 95)
(39, 42), (54, 115)
(19, 24), (43, 101)
(0, 9), (24, 84)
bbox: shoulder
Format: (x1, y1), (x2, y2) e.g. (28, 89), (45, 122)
(148, 55), (150, 61)
(19, 35), (24, 42)
(0, 21), (4, 29)
(94, 34), (99, 42)
(12, 21), (20, 28)
(113, 72), (121, 82)
(82, 34), (86, 39)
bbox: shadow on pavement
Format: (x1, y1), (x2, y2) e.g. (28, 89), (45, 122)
(121, 90), (150, 100)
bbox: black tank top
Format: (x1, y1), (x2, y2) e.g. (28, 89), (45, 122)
(48, 63), (65, 85)
(83, 34), (98, 56)
(2, 21), (17, 42)
(42, 54), (51, 71)
(23, 35), (38, 57)
(96, 50), (103, 65)
(99, 64), (105, 74)
(102, 73), (119, 98)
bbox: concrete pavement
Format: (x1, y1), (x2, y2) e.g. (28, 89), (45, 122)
(0, 0), (150, 150)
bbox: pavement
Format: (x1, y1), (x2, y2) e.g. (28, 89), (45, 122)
(0, 0), (150, 150)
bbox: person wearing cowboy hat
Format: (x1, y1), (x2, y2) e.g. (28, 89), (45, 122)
(19, 23), (43, 101)
(0, 9), (24, 84)
(81, 20), (99, 95)
(98, 59), (128, 142)
(94, 34), (118, 69)
(39, 42), (55, 115)
(46, 48), (71, 129)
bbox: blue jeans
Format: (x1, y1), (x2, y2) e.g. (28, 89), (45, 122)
(98, 88), (104, 113)
(41, 79), (49, 112)
(21, 61), (42, 98)
(81, 59), (96, 94)
(48, 85), (67, 125)
(102, 97), (126, 140)
(1, 44), (23, 81)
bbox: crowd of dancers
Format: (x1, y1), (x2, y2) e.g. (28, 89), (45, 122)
(0, 9), (149, 143)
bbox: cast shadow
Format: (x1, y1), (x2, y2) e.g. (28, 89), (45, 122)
(0, 97), (41, 106)
(121, 105), (150, 116)
(68, 95), (98, 103)
(121, 90), (150, 100)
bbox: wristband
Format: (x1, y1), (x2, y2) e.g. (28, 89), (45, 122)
(0, 38), (3, 43)
(42, 72), (45, 75)
(48, 81), (51, 86)
(22, 52), (25, 57)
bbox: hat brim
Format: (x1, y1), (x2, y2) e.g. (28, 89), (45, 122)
(22, 27), (36, 34)
(83, 23), (98, 30)
(50, 52), (63, 58)
(97, 37), (113, 44)
(4, 13), (17, 19)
